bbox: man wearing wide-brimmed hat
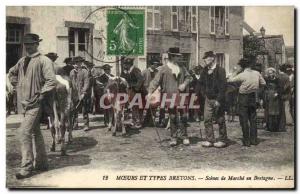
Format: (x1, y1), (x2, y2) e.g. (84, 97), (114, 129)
(45, 52), (58, 62)
(84, 60), (96, 114)
(148, 47), (192, 146)
(70, 56), (91, 131)
(228, 57), (266, 146)
(142, 58), (160, 127)
(189, 64), (204, 122)
(98, 64), (114, 127)
(199, 51), (228, 148)
(8, 33), (57, 179)
(121, 57), (144, 129)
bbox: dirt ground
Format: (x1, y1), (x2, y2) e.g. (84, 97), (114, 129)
(6, 112), (295, 188)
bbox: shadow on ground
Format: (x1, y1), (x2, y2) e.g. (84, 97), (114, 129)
(67, 136), (98, 153)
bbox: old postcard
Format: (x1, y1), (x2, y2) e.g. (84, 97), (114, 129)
(5, 6), (295, 189)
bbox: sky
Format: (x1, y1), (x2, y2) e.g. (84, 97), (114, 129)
(244, 6), (294, 46)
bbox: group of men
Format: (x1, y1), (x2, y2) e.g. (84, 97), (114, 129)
(8, 33), (294, 179)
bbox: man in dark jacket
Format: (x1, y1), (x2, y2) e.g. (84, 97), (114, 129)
(142, 58), (159, 127)
(274, 64), (290, 131)
(98, 64), (114, 128)
(8, 33), (57, 179)
(199, 51), (227, 148)
(148, 47), (192, 146)
(189, 65), (203, 122)
(121, 58), (144, 129)
(70, 56), (91, 131)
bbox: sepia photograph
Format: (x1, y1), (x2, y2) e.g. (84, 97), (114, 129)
(5, 5), (295, 189)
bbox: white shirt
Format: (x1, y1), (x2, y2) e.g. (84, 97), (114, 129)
(167, 60), (180, 77)
(228, 68), (266, 94)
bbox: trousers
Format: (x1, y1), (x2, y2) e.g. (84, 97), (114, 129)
(204, 97), (227, 142)
(238, 93), (257, 143)
(19, 107), (48, 172)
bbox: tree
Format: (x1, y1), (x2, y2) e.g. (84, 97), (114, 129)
(243, 35), (264, 59)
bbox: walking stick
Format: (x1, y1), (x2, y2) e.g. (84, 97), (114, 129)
(149, 105), (162, 144)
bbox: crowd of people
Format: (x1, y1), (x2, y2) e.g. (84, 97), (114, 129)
(7, 33), (295, 179)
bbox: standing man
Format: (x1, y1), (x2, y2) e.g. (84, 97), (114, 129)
(8, 33), (57, 179)
(189, 65), (203, 122)
(286, 65), (294, 122)
(277, 64), (291, 131)
(142, 58), (159, 127)
(99, 64), (114, 128)
(70, 56), (91, 131)
(228, 58), (266, 146)
(148, 47), (192, 146)
(121, 58), (144, 129)
(199, 51), (227, 148)
(62, 57), (75, 76)
(85, 61), (96, 114)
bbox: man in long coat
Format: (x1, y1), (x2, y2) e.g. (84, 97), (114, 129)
(69, 56), (91, 131)
(8, 33), (57, 179)
(148, 47), (192, 146)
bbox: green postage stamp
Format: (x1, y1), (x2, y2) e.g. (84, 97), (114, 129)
(107, 9), (145, 56)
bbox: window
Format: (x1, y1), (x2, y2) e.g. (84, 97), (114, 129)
(191, 6), (197, 33)
(183, 6), (191, 32)
(210, 6), (229, 35)
(6, 28), (22, 44)
(209, 6), (215, 34)
(68, 28), (89, 58)
(6, 23), (24, 73)
(181, 53), (191, 68)
(171, 6), (179, 31)
(147, 6), (160, 30)
(216, 53), (225, 68)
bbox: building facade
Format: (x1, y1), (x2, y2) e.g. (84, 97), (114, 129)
(6, 6), (244, 74)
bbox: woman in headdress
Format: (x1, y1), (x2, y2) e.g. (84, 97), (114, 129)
(264, 67), (281, 132)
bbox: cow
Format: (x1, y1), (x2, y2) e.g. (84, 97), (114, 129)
(49, 69), (74, 156)
(104, 76), (129, 136)
(225, 82), (239, 122)
(6, 74), (18, 116)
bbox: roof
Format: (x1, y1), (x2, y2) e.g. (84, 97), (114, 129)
(242, 21), (256, 35)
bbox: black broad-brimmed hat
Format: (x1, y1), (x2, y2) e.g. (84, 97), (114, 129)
(167, 47), (182, 56)
(102, 64), (113, 70)
(73, 56), (85, 63)
(202, 51), (216, 59)
(63, 57), (72, 64)
(85, 61), (95, 67)
(23, 33), (42, 44)
(45, 52), (58, 60)
(123, 58), (134, 65)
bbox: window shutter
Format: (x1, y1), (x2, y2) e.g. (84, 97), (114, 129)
(225, 6), (229, 35)
(209, 6), (215, 34)
(93, 29), (103, 66)
(147, 7), (153, 29)
(154, 7), (160, 30)
(56, 27), (69, 63)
